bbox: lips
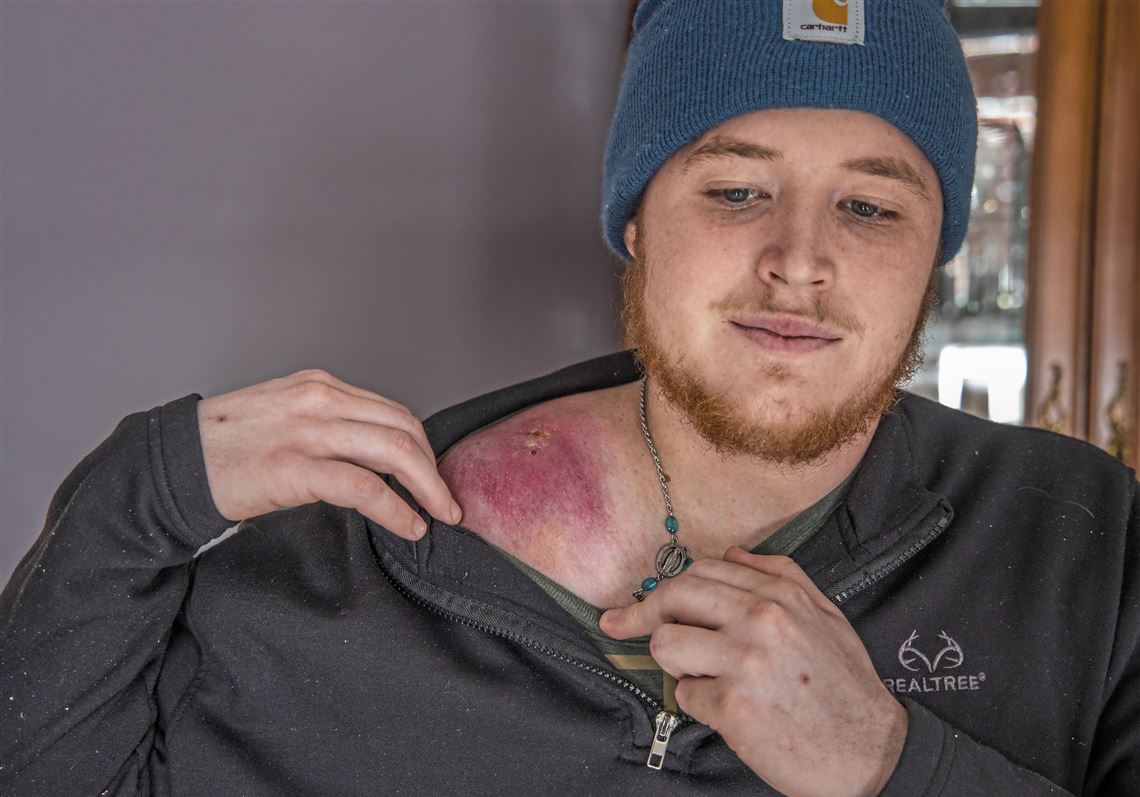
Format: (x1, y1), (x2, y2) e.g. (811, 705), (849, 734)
(729, 316), (842, 353)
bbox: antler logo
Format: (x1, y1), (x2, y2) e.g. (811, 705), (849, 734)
(898, 630), (964, 673)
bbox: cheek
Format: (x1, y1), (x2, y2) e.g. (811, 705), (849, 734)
(862, 313), (911, 360)
(863, 288), (913, 337)
(643, 258), (707, 334)
(845, 265), (928, 354)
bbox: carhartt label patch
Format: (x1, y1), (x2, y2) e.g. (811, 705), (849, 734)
(782, 0), (865, 46)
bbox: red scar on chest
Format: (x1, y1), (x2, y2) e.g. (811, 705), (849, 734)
(437, 407), (615, 569)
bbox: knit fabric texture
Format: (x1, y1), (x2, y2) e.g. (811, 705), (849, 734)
(601, 0), (977, 264)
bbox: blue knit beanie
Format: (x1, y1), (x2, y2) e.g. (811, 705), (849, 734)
(602, 0), (977, 265)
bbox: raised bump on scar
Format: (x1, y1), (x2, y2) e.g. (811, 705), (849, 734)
(524, 429), (550, 455)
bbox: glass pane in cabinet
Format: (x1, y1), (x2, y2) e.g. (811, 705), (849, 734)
(907, 0), (1038, 424)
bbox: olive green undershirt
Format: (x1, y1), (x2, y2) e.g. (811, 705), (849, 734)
(494, 470), (856, 712)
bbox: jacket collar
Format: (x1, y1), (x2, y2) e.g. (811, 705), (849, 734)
(369, 349), (951, 613)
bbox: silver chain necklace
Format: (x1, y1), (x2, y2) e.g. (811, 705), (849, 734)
(633, 376), (693, 601)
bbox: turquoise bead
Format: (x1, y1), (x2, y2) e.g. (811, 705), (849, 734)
(641, 577), (658, 591)
(682, 557), (693, 570)
(664, 515), (679, 534)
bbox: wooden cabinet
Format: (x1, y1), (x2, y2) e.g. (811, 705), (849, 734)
(1026, 0), (1140, 468)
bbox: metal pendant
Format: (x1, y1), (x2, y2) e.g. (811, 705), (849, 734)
(655, 540), (689, 579)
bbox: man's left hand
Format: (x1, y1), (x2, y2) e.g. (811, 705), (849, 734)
(599, 547), (906, 797)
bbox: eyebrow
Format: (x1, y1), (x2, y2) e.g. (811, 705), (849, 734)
(841, 156), (932, 201)
(680, 136), (781, 171)
(681, 136), (933, 202)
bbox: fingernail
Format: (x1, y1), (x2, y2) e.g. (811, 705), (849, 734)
(449, 501), (462, 524)
(414, 519), (428, 538)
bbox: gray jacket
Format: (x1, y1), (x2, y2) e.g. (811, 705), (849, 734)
(2, 350), (1137, 795)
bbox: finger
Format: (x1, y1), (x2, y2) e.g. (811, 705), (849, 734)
(682, 556), (834, 615)
(280, 378), (447, 510)
(649, 623), (737, 679)
(301, 458), (428, 540)
(679, 557), (783, 592)
(723, 547), (837, 614)
(600, 575), (754, 639)
(281, 370), (438, 470)
(284, 368), (412, 414)
(303, 419), (458, 524)
(291, 376), (437, 465)
(673, 675), (719, 727)
(341, 396), (436, 466)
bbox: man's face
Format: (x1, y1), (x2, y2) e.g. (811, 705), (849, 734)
(621, 108), (942, 464)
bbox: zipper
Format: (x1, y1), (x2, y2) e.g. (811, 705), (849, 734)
(647, 711), (680, 770)
(372, 504), (948, 772)
(373, 546), (690, 769)
(827, 506), (952, 605)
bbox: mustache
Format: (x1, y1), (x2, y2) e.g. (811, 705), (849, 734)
(712, 291), (863, 335)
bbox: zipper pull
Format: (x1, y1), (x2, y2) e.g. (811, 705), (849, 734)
(646, 711), (679, 770)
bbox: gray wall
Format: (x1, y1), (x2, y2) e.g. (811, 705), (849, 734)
(1, 1), (630, 585)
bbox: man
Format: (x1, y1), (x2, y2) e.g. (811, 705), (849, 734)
(2, 1), (1137, 795)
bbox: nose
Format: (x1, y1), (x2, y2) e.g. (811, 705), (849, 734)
(754, 201), (834, 289)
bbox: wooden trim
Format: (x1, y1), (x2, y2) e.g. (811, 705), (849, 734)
(1135, 221), (1140, 467)
(1024, 0), (1104, 439)
(1089, 0), (1140, 466)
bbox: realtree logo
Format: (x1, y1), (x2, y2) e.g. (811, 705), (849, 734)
(882, 630), (987, 695)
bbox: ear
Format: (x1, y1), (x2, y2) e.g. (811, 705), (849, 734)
(623, 218), (639, 257)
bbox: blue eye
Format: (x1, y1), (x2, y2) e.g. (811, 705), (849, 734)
(844, 199), (895, 222)
(722, 188), (758, 204)
(704, 188), (765, 208)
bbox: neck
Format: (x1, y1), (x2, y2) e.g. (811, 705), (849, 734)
(636, 380), (874, 558)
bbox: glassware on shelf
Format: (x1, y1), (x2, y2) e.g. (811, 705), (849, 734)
(908, 3), (1038, 424)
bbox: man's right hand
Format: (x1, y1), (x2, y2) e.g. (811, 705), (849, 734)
(196, 369), (461, 540)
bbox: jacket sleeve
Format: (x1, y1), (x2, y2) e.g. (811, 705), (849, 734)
(0, 394), (233, 796)
(881, 482), (1140, 797)
(880, 698), (1074, 795)
(1083, 481), (1140, 795)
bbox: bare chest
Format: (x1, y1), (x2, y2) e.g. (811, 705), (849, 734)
(437, 400), (660, 608)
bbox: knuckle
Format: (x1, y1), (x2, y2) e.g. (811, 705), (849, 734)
(394, 405), (421, 428)
(293, 367), (333, 381)
(392, 408), (419, 432)
(408, 415), (427, 438)
(771, 578), (807, 606)
(771, 555), (803, 581)
(350, 472), (382, 499)
(736, 640), (765, 673)
(745, 600), (784, 628)
(289, 379), (335, 409)
(387, 427), (417, 455)
(649, 625), (674, 657)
